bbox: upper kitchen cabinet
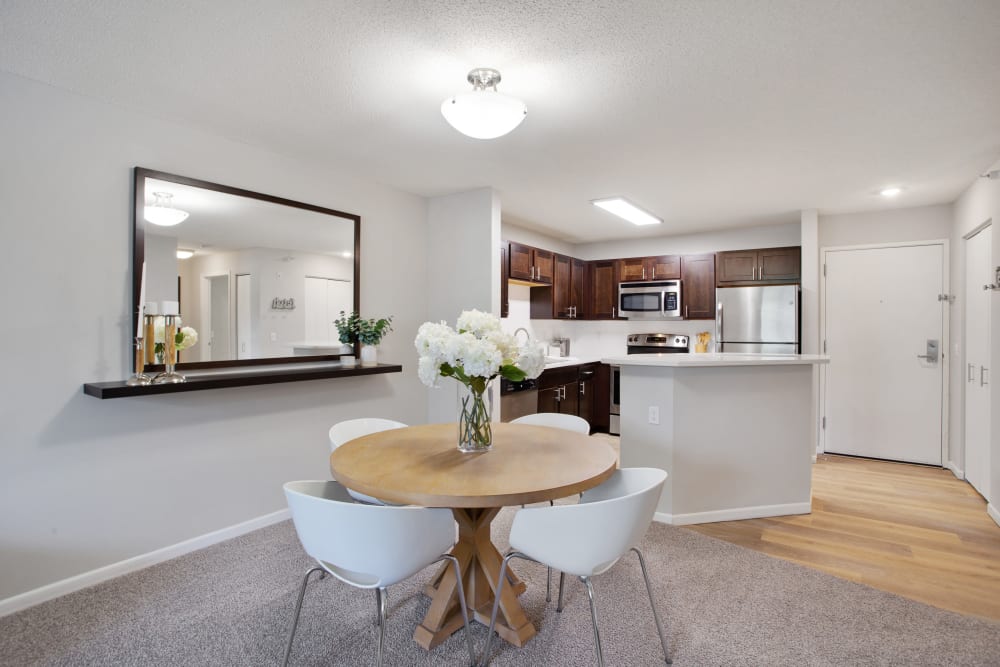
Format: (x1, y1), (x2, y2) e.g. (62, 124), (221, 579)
(618, 255), (680, 282)
(500, 243), (509, 318)
(509, 241), (554, 284)
(590, 259), (619, 319)
(531, 254), (588, 318)
(716, 246), (801, 286)
(680, 253), (716, 319)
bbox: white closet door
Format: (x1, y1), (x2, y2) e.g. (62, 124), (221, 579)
(236, 274), (253, 359)
(823, 243), (945, 465)
(303, 277), (328, 341)
(964, 225), (991, 499)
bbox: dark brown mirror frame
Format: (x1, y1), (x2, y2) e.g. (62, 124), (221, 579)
(132, 167), (361, 372)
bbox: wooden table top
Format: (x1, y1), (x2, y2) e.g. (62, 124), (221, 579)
(329, 422), (617, 508)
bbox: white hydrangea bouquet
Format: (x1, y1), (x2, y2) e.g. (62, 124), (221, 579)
(415, 309), (544, 452)
(153, 316), (199, 363)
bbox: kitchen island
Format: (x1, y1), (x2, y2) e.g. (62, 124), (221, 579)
(600, 353), (829, 525)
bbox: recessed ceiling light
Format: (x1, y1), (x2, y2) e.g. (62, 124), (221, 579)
(176, 249), (194, 259)
(879, 186), (903, 198)
(592, 197), (663, 226)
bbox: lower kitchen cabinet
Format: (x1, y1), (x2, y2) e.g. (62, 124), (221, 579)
(536, 363), (606, 432)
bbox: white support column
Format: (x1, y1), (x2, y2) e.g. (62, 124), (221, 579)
(800, 209), (820, 456)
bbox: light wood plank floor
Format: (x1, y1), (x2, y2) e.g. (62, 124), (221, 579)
(687, 454), (1000, 621)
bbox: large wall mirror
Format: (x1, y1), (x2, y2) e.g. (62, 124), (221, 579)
(133, 167), (360, 369)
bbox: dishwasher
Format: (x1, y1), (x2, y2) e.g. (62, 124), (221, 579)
(500, 378), (538, 422)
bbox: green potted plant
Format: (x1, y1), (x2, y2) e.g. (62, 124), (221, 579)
(335, 311), (393, 366)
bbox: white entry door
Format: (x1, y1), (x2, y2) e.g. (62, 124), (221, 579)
(822, 242), (946, 465)
(236, 274), (253, 360)
(964, 224), (992, 499)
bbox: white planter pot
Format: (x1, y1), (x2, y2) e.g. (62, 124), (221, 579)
(360, 345), (378, 366)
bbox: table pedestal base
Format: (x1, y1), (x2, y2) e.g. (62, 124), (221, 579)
(414, 507), (537, 650)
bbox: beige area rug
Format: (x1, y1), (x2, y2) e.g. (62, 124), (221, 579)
(2, 508), (999, 666)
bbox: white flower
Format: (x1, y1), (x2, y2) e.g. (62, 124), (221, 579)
(516, 342), (545, 379)
(176, 326), (199, 350)
(417, 355), (441, 388)
(456, 309), (501, 337)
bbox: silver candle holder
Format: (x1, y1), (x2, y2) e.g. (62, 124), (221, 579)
(153, 313), (186, 384)
(126, 336), (153, 386)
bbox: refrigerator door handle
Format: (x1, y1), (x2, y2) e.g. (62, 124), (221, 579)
(716, 301), (723, 345)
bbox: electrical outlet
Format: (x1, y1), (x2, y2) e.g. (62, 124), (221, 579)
(648, 406), (659, 425)
(270, 332), (277, 342)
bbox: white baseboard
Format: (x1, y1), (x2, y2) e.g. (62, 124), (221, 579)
(988, 504), (1000, 529)
(0, 509), (290, 619)
(653, 501), (812, 526)
(945, 461), (965, 480)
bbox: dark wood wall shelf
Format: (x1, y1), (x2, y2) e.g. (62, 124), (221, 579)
(83, 363), (403, 399)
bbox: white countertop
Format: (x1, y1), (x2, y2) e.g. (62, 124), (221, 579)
(601, 353), (829, 367)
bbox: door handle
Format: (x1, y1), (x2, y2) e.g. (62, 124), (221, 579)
(983, 366), (990, 387)
(916, 340), (939, 363)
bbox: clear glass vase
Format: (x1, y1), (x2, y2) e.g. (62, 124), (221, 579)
(458, 382), (493, 453)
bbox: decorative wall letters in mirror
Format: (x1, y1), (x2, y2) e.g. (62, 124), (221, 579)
(133, 168), (360, 369)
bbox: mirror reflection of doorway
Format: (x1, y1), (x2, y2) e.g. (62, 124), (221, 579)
(236, 274), (253, 360)
(304, 276), (353, 343)
(205, 275), (231, 361)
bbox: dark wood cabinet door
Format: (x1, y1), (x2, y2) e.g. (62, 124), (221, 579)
(577, 377), (593, 425)
(650, 255), (680, 280)
(618, 257), (647, 282)
(681, 253), (716, 319)
(716, 250), (758, 284)
(538, 386), (560, 413)
(759, 246), (801, 282)
(592, 364), (611, 433)
(552, 254), (573, 317)
(508, 242), (534, 281)
(591, 260), (618, 319)
(570, 258), (589, 318)
(559, 382), (580, 416)
(533, 248), (554, 284)
(500, 243), (509, 318)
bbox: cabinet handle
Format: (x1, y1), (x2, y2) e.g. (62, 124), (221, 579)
(642, 267), (646, 280)
(685, 305), (689, 318)
(651, 267), (656, 279)
(612, 306), (616, 319)
(983, 366), (990, 387)
(969, 363), (976, 382)
(579, 381), (585, 396)
(752, 265), (756, 280)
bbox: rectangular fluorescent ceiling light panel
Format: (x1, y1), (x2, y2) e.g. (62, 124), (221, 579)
(592, 197), (662, 226)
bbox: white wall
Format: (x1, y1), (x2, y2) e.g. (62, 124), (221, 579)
(501, 221), (576, 257)
(425, 188), (501, 423)
(818, 204), (952, 248)
(0, 71), (429, 602)
(572, 221), (800, 260)
(951, 161), (1000, 513)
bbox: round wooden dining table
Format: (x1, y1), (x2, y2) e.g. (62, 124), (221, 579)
(329, 422), (617, 650)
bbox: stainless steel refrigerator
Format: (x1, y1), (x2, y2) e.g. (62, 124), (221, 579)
(716, 285), (800, 354)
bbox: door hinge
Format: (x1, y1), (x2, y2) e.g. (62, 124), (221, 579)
(823, 263), (826, 277)
(822, 416), (826, 429)
(937, 294), (955, 303)
(823, 339), (827, 353)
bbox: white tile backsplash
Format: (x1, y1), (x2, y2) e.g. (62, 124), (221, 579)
(503, 284), (716, 357)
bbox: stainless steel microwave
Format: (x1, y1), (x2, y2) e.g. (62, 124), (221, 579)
(618, 280), (683, 319)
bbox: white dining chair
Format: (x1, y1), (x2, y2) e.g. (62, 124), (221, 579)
(282, 480), (475, 667)
(511, 411), (592, 600)
(328, 418), (407, 504)
(479, 468), (670, 667)
(511, 412), (591, 434)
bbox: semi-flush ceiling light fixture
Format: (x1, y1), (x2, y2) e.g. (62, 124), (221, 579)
(144, 192), (189, 226)
(592, 197), (663, 226)
(879, 186), (903, 198)
(441, 68), (527, 139)
(176, 249), (194, 260)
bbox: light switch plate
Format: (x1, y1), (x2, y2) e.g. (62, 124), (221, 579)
(648, 406), (659, 425)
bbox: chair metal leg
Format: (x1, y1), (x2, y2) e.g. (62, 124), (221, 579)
(556, 571), (567, 612)
(581, 576), (605, 667)
(546, 567), (552, 602)
(283, 566), (325, 667)
(373, 588), (382, 626)
(480, 551), (533, 666)
(632, 547), (671, 664)
(376, 586), (387, 666)
(435, 554), (476, 667)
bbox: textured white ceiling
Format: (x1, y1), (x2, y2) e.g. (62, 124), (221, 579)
(3, 1), (1000, 242)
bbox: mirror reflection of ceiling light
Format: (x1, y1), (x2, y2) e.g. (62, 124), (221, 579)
(144, 192), (190, 226)
(341, 251), (352, 258)
(176, 249), (194, 260)
(592, 197), (663, 226)
(879, 186), (903, 197)
(441, 68), (527, 140)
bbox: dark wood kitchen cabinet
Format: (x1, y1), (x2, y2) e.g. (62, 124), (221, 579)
(508, 241), (554, 284)
(618, 255), (680, 282)
(531, 254), (588, 319)
(590, 259), (619, 319)
(680, 253), (716, 319)
(536, 363), (601, 432)
(717, 246), (800, 286)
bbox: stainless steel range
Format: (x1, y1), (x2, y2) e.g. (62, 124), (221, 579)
(609, 333), (690, 435)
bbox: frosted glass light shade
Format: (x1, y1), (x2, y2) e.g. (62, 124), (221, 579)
(144, 191), (189, 226)
(441, 90), (527, 139)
